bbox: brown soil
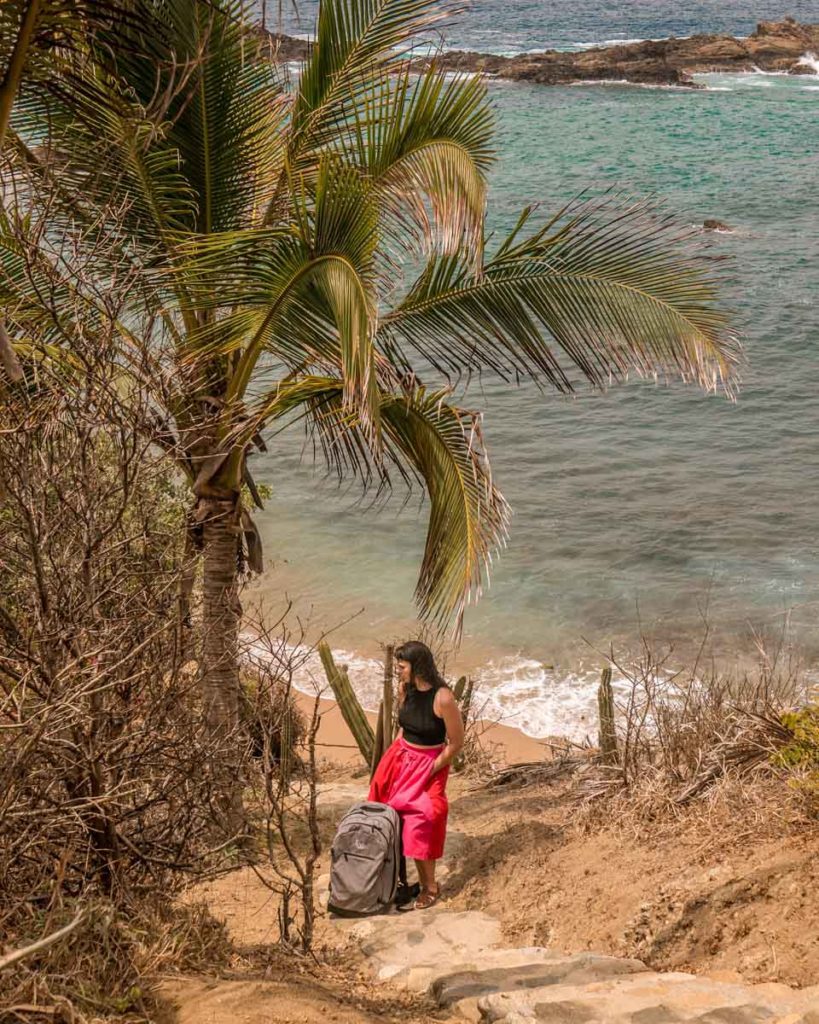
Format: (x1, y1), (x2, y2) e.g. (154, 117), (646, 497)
(160, 720), (819, 1021)
(159, 966), (441, 1024)
(442, 776), (819, 989)
(162, 786), (444, 1024)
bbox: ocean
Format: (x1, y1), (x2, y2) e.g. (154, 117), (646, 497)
(249, 2), (819, 738)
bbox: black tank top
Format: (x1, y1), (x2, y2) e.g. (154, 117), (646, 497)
(399, 685), (447, 746)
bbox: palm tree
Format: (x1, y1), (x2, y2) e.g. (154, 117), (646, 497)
(0, 0), (739, 780)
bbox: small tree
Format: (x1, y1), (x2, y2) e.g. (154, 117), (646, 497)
(243, 623), (323, 952)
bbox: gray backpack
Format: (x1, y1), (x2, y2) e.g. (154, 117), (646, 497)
(327, 802), (401, 917)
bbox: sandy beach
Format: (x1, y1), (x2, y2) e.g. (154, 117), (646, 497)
(296, 691), (551, 767)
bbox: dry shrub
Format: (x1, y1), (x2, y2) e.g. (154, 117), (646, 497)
(240, 620), (322, 952)
(575, 632), (814, 833)
(240, 667), (306, 764)
(455, 689), (507, 780)
(0, 316), (234, 1017)
(1, 900), (233, 1023)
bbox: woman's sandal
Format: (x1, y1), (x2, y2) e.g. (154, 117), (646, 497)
(414, 886), (440, 910)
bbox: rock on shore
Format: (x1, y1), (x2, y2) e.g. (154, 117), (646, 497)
(267, 18), (819, 89)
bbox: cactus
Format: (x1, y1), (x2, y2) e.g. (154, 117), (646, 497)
(370, 699), (385, 778)
(453, 675), (474, 719)
(597, 666), (619, 765)
(453, 676), (474, 773)
(319, 641), (374, 765)
(460, 676), (474, 721)
(370, 647), (397, 776)
(382, 645), (395, 745)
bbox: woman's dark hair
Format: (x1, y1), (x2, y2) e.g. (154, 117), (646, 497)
(395, 640), (447, 693)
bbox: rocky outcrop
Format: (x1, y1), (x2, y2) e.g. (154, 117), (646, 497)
(425, 17), (819, 88)
(267, 18), (819, 89)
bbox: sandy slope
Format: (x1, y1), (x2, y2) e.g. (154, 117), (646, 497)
(443, 777), (819, 988)
(161, 698), (819, 1021)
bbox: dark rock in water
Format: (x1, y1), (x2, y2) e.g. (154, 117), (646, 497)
(703, 220), (733, 233)
(789, 62), (818, 75)
(256, 29), (312, 61)
(264, 20), (819, 89)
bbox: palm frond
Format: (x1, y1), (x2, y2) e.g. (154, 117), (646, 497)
(11, 68), (198, 252)
(0, 0), (143, 148)
(235, 375), (509, 633)
(290, 0), (453, 156)
(181, 160), (382, 435)
(380, 193), (740, 392)
(344, 67), (493, 256)
(146, 0), (289, 233)
(381, 386), (509, 633)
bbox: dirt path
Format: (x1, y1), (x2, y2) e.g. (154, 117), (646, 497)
(160, 774), (819, 1022)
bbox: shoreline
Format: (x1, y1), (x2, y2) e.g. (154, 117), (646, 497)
(243, 613), (815, 748)
(295, 690), (552, 767)
(265, 17), (819, 89)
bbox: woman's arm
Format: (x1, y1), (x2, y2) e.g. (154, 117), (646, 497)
(431, 687), (465, 774)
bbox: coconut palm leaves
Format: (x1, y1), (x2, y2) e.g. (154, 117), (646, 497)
(344, 68), (494, 255)
(380, 196), (739, 391)
(0, 0), (740, 637)
(0, 0), (122, 147)
(231, 375), (509, 630)
(291, 0), (450, 151)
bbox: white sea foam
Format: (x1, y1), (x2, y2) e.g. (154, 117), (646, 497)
(749, 64), (790, 77)
(243, 634), (391, 710)
(568, 78), (692, 91)
(242, 633), (625, 742)
(442, 35), (692, 58)
(696, 68), (815, 92)
(465, 656), (615, 740)
(797, 52), (819, 75)
(570, 37), (666, 50)
(440, 70), (481, 81)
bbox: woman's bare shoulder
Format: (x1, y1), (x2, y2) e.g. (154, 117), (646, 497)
(434, 685), (457, 709)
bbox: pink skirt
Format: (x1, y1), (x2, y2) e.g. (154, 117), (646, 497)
(368, 738), (449, 861)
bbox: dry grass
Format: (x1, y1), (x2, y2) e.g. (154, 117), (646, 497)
(569, 635), (817, 840)
(483, 632), (818, 846)
(0, 335), (241, 1021)
(0, 899), (233, 1023)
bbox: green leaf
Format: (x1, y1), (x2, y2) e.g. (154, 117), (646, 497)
(291, 0), (452, 155)
(380, 193), (740, 393)
(235, 375), (509, 633)
(343, 67), (493, 257)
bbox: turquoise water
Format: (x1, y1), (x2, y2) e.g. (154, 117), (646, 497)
(272, 0), (819, 52)
(415, 1), (819, 53)
(252, 8), (819, 730)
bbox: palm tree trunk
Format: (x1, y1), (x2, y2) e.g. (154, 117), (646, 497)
(0, 0), (44, 150)
(200, 497), (244, 830)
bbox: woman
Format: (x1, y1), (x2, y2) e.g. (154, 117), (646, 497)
(368, 641), (464, 910)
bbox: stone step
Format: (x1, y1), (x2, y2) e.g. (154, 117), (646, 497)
(431, 952), (648, 1021)
(333, 908), (503, 987)
(477, 970), (819, 1023)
